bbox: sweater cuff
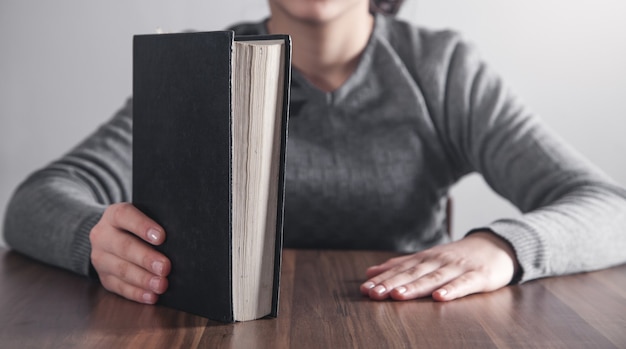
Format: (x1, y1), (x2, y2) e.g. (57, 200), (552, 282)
(70, 209), (104, 277)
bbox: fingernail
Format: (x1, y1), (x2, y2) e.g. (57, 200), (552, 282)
(435, 288), (448, 297)
(395, 286), (407, 294)
(147, 228), (160, 243)
(372, 285), (386, 295)
(152, 260), (164, 275)
(362, 282), (375, 289)
(142, 292), (156, 304)
(150, 276), (161, 292)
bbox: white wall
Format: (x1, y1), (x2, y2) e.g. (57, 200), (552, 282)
(1, 0), (625, 245)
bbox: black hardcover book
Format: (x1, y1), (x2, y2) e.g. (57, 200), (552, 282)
(132, 30), (291, 322)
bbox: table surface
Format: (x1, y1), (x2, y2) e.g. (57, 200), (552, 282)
(1, 247), (625, 349)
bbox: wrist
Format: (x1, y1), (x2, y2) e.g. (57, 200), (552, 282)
(466, 230), (522, 284)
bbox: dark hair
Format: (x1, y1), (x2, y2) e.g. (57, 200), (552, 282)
(370, 0), (405, 15)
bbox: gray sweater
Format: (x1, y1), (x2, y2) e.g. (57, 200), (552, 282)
(4, 14), (626, 283)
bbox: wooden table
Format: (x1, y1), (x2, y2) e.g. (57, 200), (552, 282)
(1, 247), (624, 348)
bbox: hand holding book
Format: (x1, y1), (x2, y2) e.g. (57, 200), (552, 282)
(89, 202), (171, 305)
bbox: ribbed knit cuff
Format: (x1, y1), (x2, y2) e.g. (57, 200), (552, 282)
(70, 209), (105, 277)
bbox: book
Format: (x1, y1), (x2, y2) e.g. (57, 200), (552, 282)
(132, 30), (291, 322)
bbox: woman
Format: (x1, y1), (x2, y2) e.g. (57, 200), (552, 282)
(4, 0), (626, 305)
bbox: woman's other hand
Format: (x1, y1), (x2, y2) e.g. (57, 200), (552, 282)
(360, 231), (519, 301)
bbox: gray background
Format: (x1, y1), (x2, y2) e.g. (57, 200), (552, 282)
(1, 0), (625, 246)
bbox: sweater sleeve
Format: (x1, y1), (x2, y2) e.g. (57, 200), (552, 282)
(2, 98), (134, 276)
(440, 39), (626, 282)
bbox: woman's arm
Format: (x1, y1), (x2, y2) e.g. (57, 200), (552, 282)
(3, 98), (172, 304)
(441, 39), (626, 282)
(362, 32), (626, 301)
(3, 99), (134, 274)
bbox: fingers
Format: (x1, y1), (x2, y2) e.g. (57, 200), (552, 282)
(360, 232), (517, 302)
(95, 252), (169, 304)
(365, 254), (415, 278)
(360, 258), (435, 298)
(362, 264), (487, 302)
(361, 259), (465, 301)
(90, 202), (172, 304)
(105, 203), (165, 245)
(91, 221), (170, 278)
(394, 268), (491, 301)
(431, 271), (483, 301)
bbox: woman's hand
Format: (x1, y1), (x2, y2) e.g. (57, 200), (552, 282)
(360, 231), (519, 301)
(90, 203), (171, 304)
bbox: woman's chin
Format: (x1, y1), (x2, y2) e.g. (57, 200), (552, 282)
(269, 0), (366, 25)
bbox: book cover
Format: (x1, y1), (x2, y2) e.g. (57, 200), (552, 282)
(132, 30), (291, 322)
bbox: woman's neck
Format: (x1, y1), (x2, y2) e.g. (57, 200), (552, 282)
(267, 6), (374, 92)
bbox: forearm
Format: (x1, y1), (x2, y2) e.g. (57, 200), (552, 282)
(3, 173), (105, 275)
(2, 99), (134, 275)
(487, 183), (626, 282)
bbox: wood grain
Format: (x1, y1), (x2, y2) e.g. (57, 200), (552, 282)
(0, 248), (624, 348)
